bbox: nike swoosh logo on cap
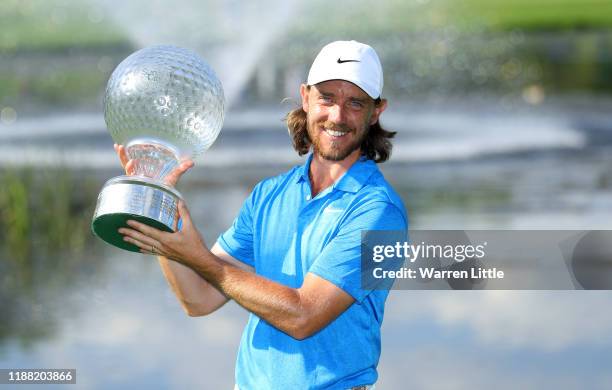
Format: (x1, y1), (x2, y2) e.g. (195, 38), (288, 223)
(337, 58), (360, 64)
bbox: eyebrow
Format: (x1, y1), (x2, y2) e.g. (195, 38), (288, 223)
(349, 97), (367, 103)
(317, 91), (368, 103)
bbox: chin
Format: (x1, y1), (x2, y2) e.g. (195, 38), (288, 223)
(317, 146), (360, 162)
(319, 153), (346, 162)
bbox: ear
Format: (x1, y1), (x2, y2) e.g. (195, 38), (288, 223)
(300, 84), (310, 113)
(369, 98), (387, 126)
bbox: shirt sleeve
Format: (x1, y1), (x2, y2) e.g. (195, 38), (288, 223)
(308, 200), (408, 303)
(216, 183), (262, 268)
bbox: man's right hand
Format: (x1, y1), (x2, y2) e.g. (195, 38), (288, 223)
(113, 143), (195, 187)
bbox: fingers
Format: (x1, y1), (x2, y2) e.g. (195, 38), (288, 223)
(119, 226), (158, 249)
(124, 235), (156, 255)
(115, 144), (192, 180)
(164, 159), (194, 186)
(124, 219), (166, 241)
(125, 159), (136, 175)
(179, 160), (195, 170)
(177, 200), (193, 229)
(114, 143), (129, 168)
(120, 232), (157, 255)
(120, 222), (168, 256)
(114, 143), (136, 175)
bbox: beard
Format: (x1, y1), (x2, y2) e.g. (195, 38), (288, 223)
(308, 120), (368, 162)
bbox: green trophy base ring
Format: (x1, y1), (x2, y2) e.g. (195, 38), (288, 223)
(92, 212), (173, 252)
(91, 176), (181, 253)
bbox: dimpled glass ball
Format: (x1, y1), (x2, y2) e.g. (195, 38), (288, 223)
(104, 45), (225, 159)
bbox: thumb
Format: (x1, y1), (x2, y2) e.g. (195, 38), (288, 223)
(125, 159), (136, 175)
(175, 200), (193, 230)
(164, 160), (194, 187)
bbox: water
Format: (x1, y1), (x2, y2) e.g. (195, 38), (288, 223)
(2, 90), (612, 389)
(0, 253), (247, 389)
(0, 95), (602, 167)
(93, 0), (301, 107)
(3, 1), (612, 387)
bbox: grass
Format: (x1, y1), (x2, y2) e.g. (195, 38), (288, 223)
(0, 168), (99, 262)
(289, 0), (612, 40)
(0, 0), (128, 52)
(2, 0), (612, 53)
(1, 0), (612, 106)
(0, 168), (104, 348)
(452, 0), (612, 31)
(0, 68), (109, 108)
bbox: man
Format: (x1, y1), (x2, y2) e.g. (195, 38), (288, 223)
(118, 40), (408, 389)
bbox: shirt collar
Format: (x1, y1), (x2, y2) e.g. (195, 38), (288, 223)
(295, 153), (377, 193)
(296, 153), (313, 184)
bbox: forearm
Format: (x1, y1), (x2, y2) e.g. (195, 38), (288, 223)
(118, 212), (331, 332)
(158, 254), (228, 316)
(187, 250), (307, 338)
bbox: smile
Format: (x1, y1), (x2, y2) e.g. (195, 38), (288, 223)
(323, 128), (349, 138)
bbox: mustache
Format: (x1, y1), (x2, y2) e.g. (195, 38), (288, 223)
(319, 121), (352, 133)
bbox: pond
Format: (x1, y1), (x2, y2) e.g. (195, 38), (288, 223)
(2, 97), (612, 388)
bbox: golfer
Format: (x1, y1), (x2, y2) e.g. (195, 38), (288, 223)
(117, 40), (408, 390)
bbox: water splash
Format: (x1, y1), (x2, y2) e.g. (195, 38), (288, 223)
(91, 0), (301, 107)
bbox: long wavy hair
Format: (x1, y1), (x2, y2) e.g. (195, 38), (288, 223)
(284, 96), (396, 163)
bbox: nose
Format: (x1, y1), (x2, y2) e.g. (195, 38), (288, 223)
(327, 103), (346, 125)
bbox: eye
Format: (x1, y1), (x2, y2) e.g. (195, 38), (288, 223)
(319, 95), (332, 103)
(349, 100), (364, 110)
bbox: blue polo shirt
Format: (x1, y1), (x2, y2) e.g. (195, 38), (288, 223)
(217, 153), (408, 390)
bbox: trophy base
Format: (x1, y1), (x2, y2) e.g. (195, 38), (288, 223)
(91, 176), (182, 252)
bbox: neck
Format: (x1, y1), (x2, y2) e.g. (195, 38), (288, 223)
(309, 149), (361, 197)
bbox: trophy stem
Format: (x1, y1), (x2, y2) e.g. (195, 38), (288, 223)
(126, 138), (181, 181)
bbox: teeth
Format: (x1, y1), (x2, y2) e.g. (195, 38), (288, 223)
(325, 129), (346, 137)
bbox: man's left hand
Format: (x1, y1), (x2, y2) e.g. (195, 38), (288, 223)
(119, 200), (208, 265)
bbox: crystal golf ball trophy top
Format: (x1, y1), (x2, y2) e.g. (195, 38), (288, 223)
(92, 45), (225, 252)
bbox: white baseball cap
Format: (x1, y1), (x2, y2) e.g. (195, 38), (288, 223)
(307, 40), (383, 99)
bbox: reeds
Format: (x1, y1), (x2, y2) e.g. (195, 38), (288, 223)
(0, 167), (98, 263)
(0, 167), (102, 346)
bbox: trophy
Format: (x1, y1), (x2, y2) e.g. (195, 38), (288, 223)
(92, 45), (224, 252)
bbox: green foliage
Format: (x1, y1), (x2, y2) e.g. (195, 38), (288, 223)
(0, 168), (98, 261)
(0, 0), (127, 52)
(289, 0), (612, 39)
(0, 68), (107, 108)
(451, 0), (612, 31)
(2, 0), (611, 53)
(0, 170), (31, 262)
(0, 168), (104, 348)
